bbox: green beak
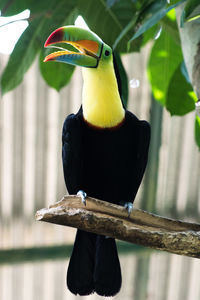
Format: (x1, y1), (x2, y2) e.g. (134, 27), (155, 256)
(44, 26), (103, 68)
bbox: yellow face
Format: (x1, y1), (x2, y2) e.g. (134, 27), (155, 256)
(82, 45), (125, 128)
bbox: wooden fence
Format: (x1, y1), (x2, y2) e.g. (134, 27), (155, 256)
(0, 47), (200, 300)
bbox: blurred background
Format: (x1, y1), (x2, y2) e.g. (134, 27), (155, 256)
(1, 2), (200, 300)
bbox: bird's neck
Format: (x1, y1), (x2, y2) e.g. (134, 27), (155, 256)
(82, 59), (125, 128)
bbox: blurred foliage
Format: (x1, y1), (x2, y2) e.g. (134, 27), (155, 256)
(181, 0), (200, 24)
(195, 115), (200, 148)
(0, 0), (199, 147)
(0, 242), (150, 265)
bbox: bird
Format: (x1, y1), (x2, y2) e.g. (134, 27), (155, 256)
(44, 25), (150, 297)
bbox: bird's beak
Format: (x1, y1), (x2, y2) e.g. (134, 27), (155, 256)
(44, 26), (103, 68)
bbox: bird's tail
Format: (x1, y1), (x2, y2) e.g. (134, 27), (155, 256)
(67, 229), (121, 297)
(94, 234), (122, 296)
(67, 229), (96, 295)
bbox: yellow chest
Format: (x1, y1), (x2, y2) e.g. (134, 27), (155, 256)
(82, 60), (125, 128)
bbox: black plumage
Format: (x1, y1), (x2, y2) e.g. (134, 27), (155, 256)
(62, 108), (150, 296)
(43, 24), (151, 297)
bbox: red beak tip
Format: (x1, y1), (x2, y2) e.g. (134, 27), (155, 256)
(44, 39), (49, 47)
(44, 27), (64, 48)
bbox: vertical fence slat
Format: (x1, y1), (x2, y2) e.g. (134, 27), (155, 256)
(45, 89), (60, 207)
(22, 263), (34, 300)
(186, 259), (200, 300)
(13, 87), (24, 217)
(34, 75), (48, 211)
(1, 93), (14, 220)
(176, 112), (196, 213)
(1, 265), (12, 300)
(1, 46), (200, 300)
(23, 62), (37, 219)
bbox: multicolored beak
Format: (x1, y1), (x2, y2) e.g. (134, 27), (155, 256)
(44, 26), (104, 68)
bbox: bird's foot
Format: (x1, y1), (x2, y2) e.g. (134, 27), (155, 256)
(124, 202), (134, 217)
(77, 190), (87, 206)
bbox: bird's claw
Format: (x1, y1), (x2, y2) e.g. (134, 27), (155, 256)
(77, 190), (87, 206)
(124, 202), (134, 217)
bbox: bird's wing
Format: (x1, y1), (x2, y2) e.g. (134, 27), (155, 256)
(62, 113), (84, 194)
(132, 120), (151, 199)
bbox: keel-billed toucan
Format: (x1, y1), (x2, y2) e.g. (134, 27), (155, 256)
(44, 26), (150, 297)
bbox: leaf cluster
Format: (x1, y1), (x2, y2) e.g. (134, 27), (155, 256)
(0, 0), (200, 147)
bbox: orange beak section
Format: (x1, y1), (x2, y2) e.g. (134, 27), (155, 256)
(44, 25), (103, 68)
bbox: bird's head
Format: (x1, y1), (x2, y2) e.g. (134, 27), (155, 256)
(44, 25), (112, 69)
(44, 25), (125, 128)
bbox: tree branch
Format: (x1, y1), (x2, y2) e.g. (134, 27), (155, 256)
(35, 195), (200, 258)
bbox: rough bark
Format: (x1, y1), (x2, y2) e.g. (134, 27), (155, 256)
(36, 195), (200, 258)
(176, 4), (200, 98)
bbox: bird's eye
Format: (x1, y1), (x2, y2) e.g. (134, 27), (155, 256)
(105, 50), (110, 56)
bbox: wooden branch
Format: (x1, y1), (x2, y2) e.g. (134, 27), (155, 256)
(35, 195), (200, 258)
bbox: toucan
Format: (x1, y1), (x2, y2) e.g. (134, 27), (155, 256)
(44, 26), (150, 297)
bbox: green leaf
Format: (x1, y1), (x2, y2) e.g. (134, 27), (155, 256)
(113, 51), (128, 108)
(38, 2), (78, 90)
(112, 14), (138, 50)
(130, 0), (185, 42)
(106, 0), (120, 8)
(112, 0), (167, 50)
(160, 14), (181, 45)
(78, 0), (143, 53)
(36, 1), (78, 46)
(0, 0), (57, 16)
(138, 0), (167, 21)
(166, 63), (196, 115)
(141, 24), (159, 46)
(147, 29), (183, 106)
(1, 0), (78, 94)
(181, 0), (200, 24)
(180, 61), (191, 83)
(39, 50), (75, 91)
(195, 115), (200, 150)
(1, 16), (45, 95)
(29, 0), (61, 14)
(0, 0), (30, 16)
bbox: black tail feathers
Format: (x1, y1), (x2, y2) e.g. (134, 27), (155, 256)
(67, 229), (122, 297)
(67, 230), (96, 295)
(94, 235), (122, 296)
